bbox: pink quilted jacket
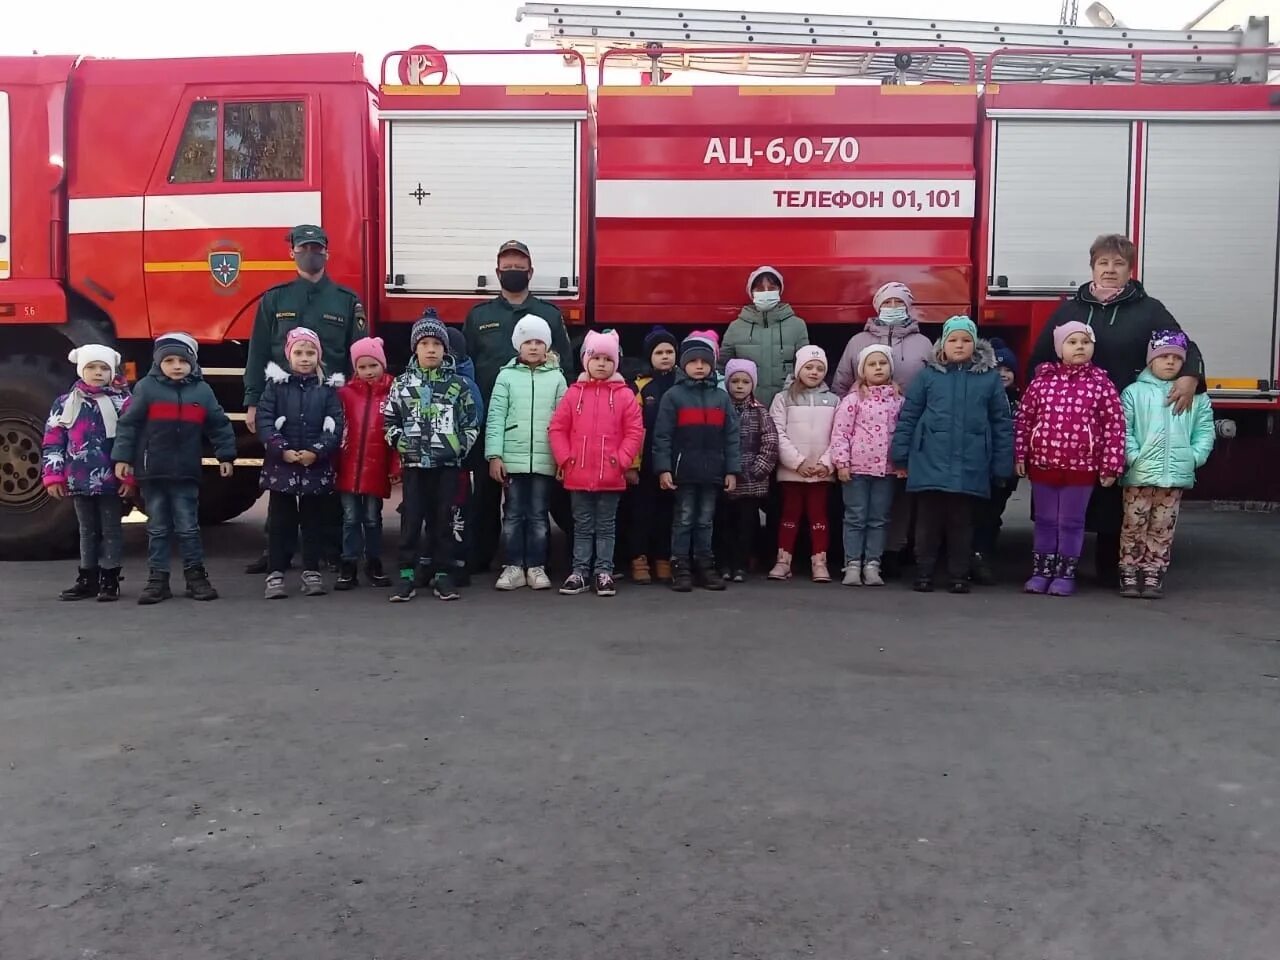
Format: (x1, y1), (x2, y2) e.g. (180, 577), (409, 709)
(829, 385), (904, 477)
(1014, 362), (1126, 477)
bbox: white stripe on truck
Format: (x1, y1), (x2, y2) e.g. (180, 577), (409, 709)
(68, 192), (321, 234)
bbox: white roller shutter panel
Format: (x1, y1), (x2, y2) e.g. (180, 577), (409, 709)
(1141, 122), (1280, 390)
(387, 120), (580, 295)
(989, 121), (1132, 291)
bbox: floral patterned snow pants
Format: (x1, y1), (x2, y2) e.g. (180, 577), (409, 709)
(1120, 486), (1184, 573)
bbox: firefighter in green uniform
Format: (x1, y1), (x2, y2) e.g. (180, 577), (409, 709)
(463, 240), (576, 574)
(243, 224), (366, 574)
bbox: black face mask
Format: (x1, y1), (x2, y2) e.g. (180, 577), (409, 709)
(295, 250), (326, 275)
(498, 269), (531, 294)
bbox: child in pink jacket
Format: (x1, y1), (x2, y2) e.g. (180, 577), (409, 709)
(1014, 321), (1126, 597)
(830, 344), (905, 586)
(768, 345), (840, 583)
(548, 330), (645, 598)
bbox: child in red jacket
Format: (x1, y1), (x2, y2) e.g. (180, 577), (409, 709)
(548, 330), (645, 597)
(335, 337), (398, 589)
(1015, 321), (1125, 597)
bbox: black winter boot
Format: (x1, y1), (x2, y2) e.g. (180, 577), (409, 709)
(138, 570), (172, 605)
(334, 560), (358, 591)
(60, 568), (99, 601)
(97, 568), (121, 602)
(694, 557), (726, 591)
(184, 565), (218, 601)
(365, 557), (391, 587)
(1141, 570), (1164, 600)
(244, 551), (270, 575)
(670, 557), (693, 593)
(969, 552), (995, 586)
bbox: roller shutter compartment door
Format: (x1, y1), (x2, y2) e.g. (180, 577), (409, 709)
(386, 119), (580, 296)
(989, 120), (1132, 292)
(1141, 121), (1280, 390)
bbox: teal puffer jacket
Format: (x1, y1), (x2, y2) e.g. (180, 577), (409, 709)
(720, 302), (810, 408)
(1120, 369), (1215, 489)
(484, 357), (568, 476)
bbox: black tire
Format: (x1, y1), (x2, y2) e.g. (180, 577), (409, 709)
(199, 465), (264, 526)
(0, 355), (78, 560)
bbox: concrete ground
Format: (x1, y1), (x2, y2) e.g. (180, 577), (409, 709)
(1, 493), (1278, 960)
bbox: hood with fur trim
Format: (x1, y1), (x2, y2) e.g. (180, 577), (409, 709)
(927, 338), (998, 374)
(264, 361), (345, 389)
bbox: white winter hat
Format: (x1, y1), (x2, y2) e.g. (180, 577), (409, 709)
(511, 315), (553, 352)
(857, 343), (894, 379)
(747, 265), (784, 298)
(68, 344), (121, 379)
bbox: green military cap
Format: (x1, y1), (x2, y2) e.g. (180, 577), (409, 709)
(287, 224), (328, 248)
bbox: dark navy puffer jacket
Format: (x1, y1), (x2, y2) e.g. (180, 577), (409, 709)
(256, 363), (344, 494)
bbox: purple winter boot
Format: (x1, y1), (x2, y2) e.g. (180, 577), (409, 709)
(1048, 556), (1080, 597)
(1024, 553), (1056, 594)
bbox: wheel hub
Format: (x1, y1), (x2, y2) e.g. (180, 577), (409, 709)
(0, 412), (46, 508)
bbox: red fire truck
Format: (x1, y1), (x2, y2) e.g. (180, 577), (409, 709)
(1, 5), (1277, 558)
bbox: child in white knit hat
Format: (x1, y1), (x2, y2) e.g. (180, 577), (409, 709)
(41, 345), (134, 601)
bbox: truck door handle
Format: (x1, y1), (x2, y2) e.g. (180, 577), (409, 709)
(0, 235), (7, 243)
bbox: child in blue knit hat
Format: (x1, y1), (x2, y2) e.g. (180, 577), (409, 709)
(890, 316), (1014, 594)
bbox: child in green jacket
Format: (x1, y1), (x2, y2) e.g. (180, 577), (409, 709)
(485, 316), (567, 592)
(1118, 331), (1215, 599)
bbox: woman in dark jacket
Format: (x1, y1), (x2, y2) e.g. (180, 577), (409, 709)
(1028, 233), (1206, 583)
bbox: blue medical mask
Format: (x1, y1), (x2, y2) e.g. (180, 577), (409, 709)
(753, 290), (781, 311)
(878, 306), (909, 325)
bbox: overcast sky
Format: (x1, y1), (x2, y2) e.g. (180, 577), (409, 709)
(5, 0), (1265, 82)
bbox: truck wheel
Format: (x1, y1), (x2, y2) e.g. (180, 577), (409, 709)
(0, 356), (78, 560)
(199, 465), (264, 526)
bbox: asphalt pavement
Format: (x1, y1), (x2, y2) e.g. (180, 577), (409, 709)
(1, 493), (1278, 960)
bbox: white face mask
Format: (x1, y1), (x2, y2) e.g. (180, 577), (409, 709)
(878, 306), (909, 325)
(753, 290), (781, 311)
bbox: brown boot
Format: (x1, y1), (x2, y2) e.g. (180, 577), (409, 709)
(630, 555), (652, 585)
(653, 558), (673, 583)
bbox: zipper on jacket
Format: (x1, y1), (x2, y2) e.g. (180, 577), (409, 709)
(355, 382), (373, 491)
(529, 366), (536, 473)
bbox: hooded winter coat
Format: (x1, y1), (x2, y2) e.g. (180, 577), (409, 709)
(485, 357), (567, 477)
(548, 373), (645, 492)
(832, 317), (934, 396)
(1015, 361), (1126, 479)
(720, 303), (810, 408)
(729, 395), (779, 500)
(890, 339), (1014, 499)
(383, 357), (480, 470)
(651, 370), (742, 484)
(1029, 280), (1206, 393)
(769, 382), (840, 483)
(42, 380), (132, 495)
(829, 384), (905, 478)
(337, 373), (397, 498)
(1121, 369), (1215, 489)
(257, 363), (345, 494)
(632, 368), (677, 473)
(113, 361), (235, 482)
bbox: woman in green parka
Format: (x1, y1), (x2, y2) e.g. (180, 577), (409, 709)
(720, 266), (810, 408)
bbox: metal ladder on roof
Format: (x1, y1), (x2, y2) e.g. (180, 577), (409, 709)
(517, 3), (1274, 83)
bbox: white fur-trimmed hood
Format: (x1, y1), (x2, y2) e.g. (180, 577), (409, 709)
(263, 361), (344, 388)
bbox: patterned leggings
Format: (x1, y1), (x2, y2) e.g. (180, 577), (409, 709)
(1119, 486), (1184, 573)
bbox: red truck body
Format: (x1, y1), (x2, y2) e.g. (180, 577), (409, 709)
(1, 44), (1277, 557)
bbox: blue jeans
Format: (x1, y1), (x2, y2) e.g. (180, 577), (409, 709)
(570, 491), (620, 575)
(502, 474), (552, 568)
(72, 495), (124, 570)
(340, 492), (384, 562)
(672, 483), (719, 560)
(841, 474), (896, 564)
(141, 480), (202, 572)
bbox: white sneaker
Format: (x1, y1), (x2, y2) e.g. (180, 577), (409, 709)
(842, 562), (863, 586)
(862, 561), (884, 587)
(526, 566), (552, 590)
(495, 565), (527, 591)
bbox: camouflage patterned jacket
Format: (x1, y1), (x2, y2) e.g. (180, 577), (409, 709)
(382, 358), (479, 469)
